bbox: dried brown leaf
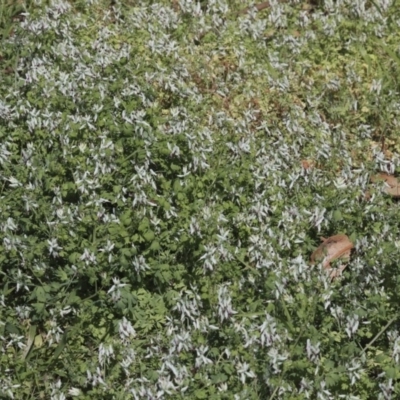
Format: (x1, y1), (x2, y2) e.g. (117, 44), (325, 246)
(310, 234), (354, 279)
(371, 173), (400, 198)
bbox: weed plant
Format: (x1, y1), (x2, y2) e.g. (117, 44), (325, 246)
(1, 0), (400, 398)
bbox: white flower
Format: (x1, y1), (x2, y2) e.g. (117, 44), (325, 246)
(68, 388), (81, 397)
(48, 238), (63, 257)
(217, 285), (237, 322)
(236, 361), (256, 384)
(334, 177), (347, 189)
(345, 315), (360, 338)
(119, 317), (136, 341)
(306, 339), (320, 363)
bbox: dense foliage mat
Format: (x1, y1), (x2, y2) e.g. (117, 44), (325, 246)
(1, 0), (400, 398)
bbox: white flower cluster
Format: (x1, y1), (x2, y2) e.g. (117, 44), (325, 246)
(1, 0), (400, 398)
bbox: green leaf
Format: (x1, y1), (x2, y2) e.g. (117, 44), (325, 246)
(51, 330), (68, 362)
(194, 389), (207, 399)
(173, 180), (181, 193)
(143, 230), (155, 242)
(5, 322), (20, 335)
(21, 325), (36, 361)
(138, 219), (150, 232)
(333, 210), (342, 222)
(120, 211), (132, 226)
(149, 240), (160, 251)
(35, 286), (47, 302)
(211, 373), (227, 384)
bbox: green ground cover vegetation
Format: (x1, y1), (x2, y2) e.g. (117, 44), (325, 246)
(1, 0), (400, 398)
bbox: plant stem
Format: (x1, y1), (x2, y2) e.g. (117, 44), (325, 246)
(361, 315), (398, 355)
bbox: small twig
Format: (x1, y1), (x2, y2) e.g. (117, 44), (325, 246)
(380, 128), (386, 153)
(233, 254), (261, 275)
(360, 315), (398, 355)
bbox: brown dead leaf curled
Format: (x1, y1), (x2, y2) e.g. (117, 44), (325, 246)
(310, 234), (354, 279)
(370, 173), (400, 198)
